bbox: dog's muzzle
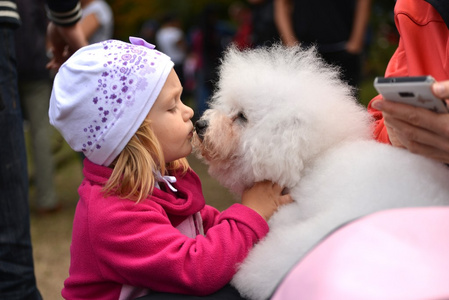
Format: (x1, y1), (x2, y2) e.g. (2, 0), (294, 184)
(195, 119), (209, 141)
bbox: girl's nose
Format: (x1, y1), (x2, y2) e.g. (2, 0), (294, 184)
(183, 103), (194, 120)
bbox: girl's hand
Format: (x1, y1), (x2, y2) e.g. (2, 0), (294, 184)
(242, 181), (293, 221)
(371, 81), (449, 163)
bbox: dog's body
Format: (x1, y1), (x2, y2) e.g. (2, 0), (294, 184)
(193, 45), (449, 300)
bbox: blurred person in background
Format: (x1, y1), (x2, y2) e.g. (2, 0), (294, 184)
(46, 1), (87, 71)
(369, 0), (449, 164)
(80, 0), (114, 44)
(229, 2), (253, 50)
(15, 0), (59, 214)
(190, 4), (235, 120)
(156, 13), (187, 86)
(0, 0), (86, 298)
(274, 0), (371, 91)
(139, 19), (159, 45)
(247, 0), (279, 48)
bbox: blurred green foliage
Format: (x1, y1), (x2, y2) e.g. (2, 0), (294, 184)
(360, 0), (399, 106)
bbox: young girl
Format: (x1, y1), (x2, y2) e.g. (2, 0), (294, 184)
(49, 37), (291, 299)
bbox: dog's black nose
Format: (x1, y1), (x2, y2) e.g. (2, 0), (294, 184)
(195, 119), (209, 141)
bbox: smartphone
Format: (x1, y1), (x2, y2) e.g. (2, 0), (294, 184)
(374, 75), (448, 113)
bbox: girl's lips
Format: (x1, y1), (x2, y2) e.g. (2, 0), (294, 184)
(188, 127), (194, 139)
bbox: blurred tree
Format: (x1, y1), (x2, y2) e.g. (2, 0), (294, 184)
(359, 0), (397, 106)
(365, 0), (398, 77)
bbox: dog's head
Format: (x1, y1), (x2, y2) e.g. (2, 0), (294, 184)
(193, 45), (373, 196)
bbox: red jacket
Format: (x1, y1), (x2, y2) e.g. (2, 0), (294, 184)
(62, 159), (268, 299)
(367, 0), (449, 143)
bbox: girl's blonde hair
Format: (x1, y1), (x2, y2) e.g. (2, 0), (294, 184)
(103, 118), (190, 202)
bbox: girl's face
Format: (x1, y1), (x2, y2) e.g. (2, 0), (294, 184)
(147, 69), (194, 163)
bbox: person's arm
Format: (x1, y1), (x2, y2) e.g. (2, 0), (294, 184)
(274, 0), (298, 46)
(46, 22), (87, 70)
(46, 0), (87, 70)
(83, 199), (270, 296)
(366, 25), (409, 144)
(46, 0), (82, 27)
(371, 80), (449, 164)
(367, 0), (449, 163)
(79, 1), (114, 42)
(80, 12), (100, 40)
(346, 0), (372, 54)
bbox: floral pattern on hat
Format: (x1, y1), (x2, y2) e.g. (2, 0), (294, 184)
(49, 37), (174, 166)
(81, 40), (162, 154)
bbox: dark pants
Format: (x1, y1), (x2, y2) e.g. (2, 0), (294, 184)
(135, 284), (248, 300)
(0, 26), (42, 300)
(321, 50), (362, 93)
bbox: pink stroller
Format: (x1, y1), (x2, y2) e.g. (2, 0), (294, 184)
(272, 207), (449, 300)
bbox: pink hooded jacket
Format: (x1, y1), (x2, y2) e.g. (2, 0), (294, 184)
(62, 159), (268, 299)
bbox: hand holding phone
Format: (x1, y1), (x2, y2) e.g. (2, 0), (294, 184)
(374, 76), (448, 113)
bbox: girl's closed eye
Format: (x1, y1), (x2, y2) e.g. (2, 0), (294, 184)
(168, 99), (178, 112)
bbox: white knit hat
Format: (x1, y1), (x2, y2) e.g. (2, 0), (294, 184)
(49, 37), (174, 166)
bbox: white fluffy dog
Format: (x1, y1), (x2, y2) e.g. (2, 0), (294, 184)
(192, 45), (449, 300)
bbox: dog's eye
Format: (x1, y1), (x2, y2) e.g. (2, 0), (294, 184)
(236, 112), (247, 123)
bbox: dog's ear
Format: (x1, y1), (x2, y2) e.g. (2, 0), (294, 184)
(246, 116), (305, 188)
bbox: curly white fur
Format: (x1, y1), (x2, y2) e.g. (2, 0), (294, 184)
(193, 45), (449, 300)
